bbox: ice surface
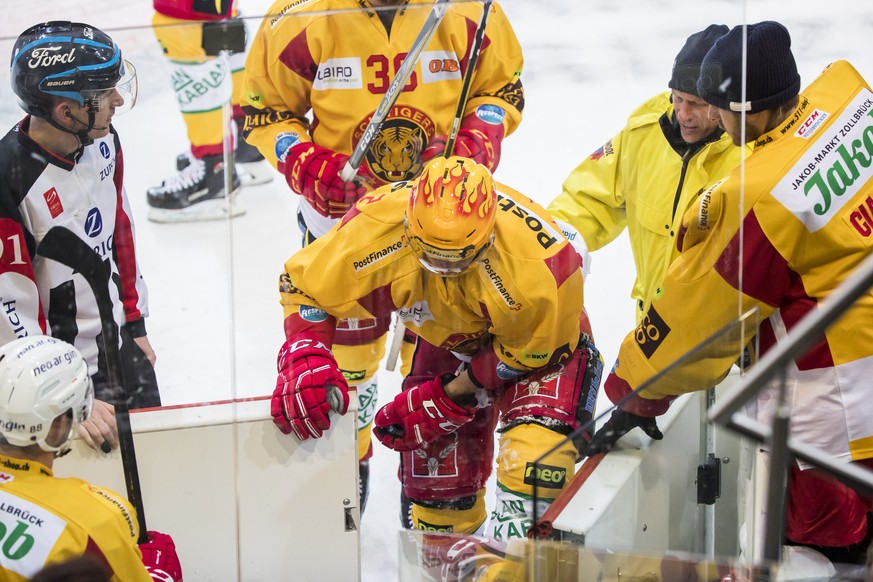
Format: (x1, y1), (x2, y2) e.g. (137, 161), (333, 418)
(2, 1), (871, 579)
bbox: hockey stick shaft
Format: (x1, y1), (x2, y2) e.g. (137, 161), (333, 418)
(37, 226), (149, 544)
(340, 0), (450, 183)
(384, 313), (406, 372)
(385, 0), (492, 371)
(443, 0), (493, 157)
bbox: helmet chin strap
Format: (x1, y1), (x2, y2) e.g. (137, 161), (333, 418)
(49, 103), (101, 148)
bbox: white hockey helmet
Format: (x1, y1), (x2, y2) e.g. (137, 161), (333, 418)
(0, 336), (93, 455)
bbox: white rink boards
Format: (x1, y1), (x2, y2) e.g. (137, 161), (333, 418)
(54, 398), (361, 581)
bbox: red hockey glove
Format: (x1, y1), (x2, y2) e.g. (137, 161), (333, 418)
(420, 109), (507, 172)
(271, 335), (349, 440)
(373, 375), (477, 452)
(421, 534), (509, 582)
(139, 530), (183, 582)
(283, 143), (366, 218)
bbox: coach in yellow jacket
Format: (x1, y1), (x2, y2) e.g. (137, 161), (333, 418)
(595, 21), (873, 563)
(549, 25), (748, 323)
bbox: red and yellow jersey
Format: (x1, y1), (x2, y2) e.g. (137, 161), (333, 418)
(548, 92), (747, 323)
(243, 0), (523, 184)
(611, 60), (873, 462)
(279, 181), (583, 380)
(0, 454), (151, 581)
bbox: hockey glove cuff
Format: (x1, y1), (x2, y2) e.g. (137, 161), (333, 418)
(139, 530), (183, 582)
(271, 334), (349, 440)
(603, 368), (674, 417)
(420, 110), (506, 172)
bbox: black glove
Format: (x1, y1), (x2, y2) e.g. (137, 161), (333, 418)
(583, 408), (663, 457)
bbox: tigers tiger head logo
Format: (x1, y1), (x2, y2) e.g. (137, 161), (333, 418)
(366, 120), (428, 184)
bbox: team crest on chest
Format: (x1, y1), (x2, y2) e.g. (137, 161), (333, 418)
(353, 105), (436, 184)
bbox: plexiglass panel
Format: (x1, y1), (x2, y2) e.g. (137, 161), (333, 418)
(1, 1), (872, 580)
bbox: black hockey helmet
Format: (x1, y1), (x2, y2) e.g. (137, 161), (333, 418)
(10, 21), (136, 118)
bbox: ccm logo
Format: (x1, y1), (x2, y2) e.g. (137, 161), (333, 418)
(795, 109), (828, 139)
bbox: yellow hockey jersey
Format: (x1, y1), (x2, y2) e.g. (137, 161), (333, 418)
(610, 61), (873, 462)
(548, 91), (747, 323)
(279, 181), (583, 379)
(244, 0), (523, 182)
(0, 454), (151, 581)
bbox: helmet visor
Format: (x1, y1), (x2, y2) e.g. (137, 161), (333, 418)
(407, 231), (493, 276)
(82, 59), (138, 116)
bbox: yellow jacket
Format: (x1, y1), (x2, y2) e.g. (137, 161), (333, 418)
(548, 92), (747, 322)
(609, 61), (873, 463)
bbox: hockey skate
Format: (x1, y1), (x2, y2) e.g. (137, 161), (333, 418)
(147, 153), (244, 223)
(173, 140), (273, 188)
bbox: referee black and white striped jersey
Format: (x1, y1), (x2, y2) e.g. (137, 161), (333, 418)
(0, 116), (148, 377)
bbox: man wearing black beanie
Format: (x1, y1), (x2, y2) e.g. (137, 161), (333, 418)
(549, 24), (748, 325)
(697, 21), (801, 145)
(593, 20), (873, 569)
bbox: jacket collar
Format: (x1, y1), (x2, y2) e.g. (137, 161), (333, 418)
(659, 110), (726, 157)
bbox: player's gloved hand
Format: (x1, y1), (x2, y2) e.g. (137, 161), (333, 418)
(271, 334), (349, 440)
(420, 111), (506, 172)
(283, 142), (366, 218)
(139, 530), (183, 582)
(583, 407), (663, 457)
(373, 374), (477, 452)
(421, 534), (510, 582)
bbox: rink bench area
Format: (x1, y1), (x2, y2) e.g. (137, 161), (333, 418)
(55, 380), (758, 581)
(55, 396), (362, 581)
(545, 388), (744, 559)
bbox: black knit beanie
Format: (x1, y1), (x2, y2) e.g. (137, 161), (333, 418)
(668, 24), (729, 96)
(697, 21), (800, 113)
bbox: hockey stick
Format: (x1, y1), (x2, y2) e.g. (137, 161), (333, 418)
(37, 226), (149, 544)
(385, 0), (493, 372)
(443, 0), (493, 157)
(340, 0), (450, 183)
(383, 312), (406, 372)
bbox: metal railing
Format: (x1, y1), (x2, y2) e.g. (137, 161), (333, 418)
(708, 250), (873, 563)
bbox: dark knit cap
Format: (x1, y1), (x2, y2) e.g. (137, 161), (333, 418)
(697, 21), (800, 113)
(668, 24), (729, 96)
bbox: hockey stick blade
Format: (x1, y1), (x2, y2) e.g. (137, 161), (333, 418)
(36, 226), (150, 544)
(341, 0), (450, 182)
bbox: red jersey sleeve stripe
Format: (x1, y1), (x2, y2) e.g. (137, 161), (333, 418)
(543, 243), (581, 289)
(714, 209), (791, 308)
(280, 29), (317, 82)
(111, 147), (142, 322)
(713, 209), (833, 370)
